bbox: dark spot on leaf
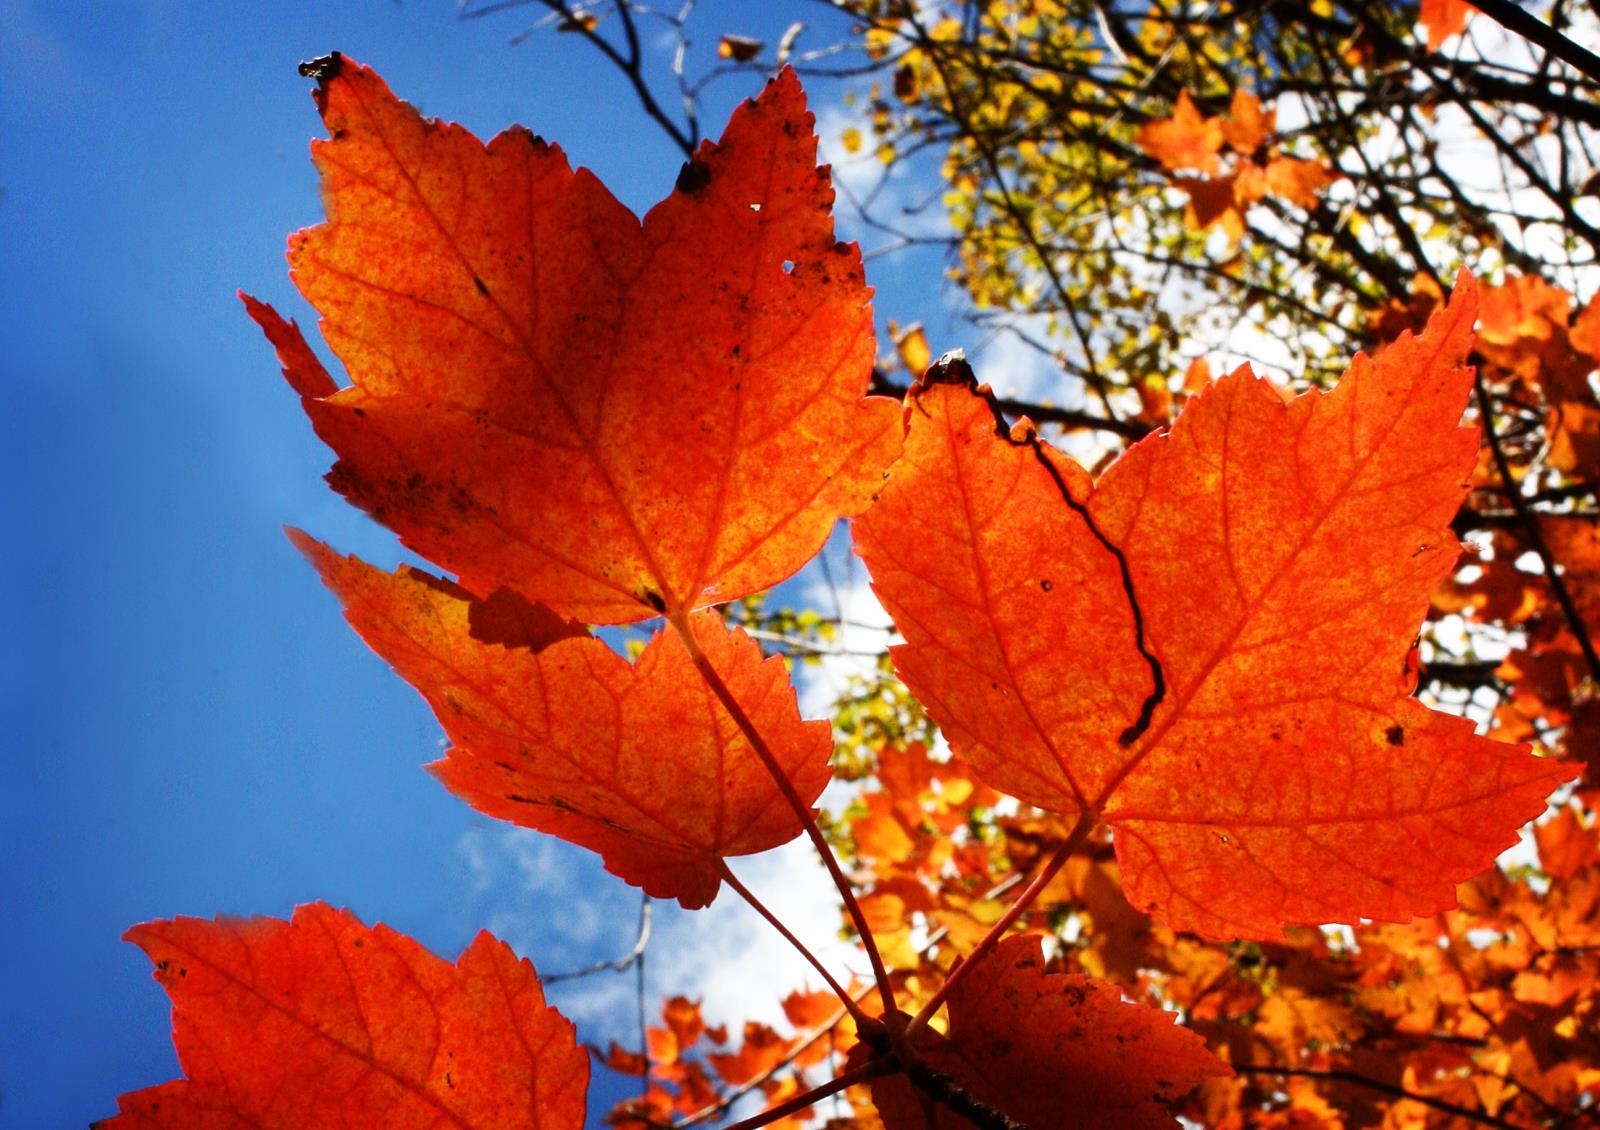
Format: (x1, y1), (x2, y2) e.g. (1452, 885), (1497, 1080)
(470, 587), (586, 650)
(640, 588), (667, 614)
(1040, 579), (1053, 592)
(1386, 725), (1405, 746)
(473, 276), (490, 297)
(676, 158), (713, 194)
(298, 52), (343, 84)
(919, 350), (977, 391)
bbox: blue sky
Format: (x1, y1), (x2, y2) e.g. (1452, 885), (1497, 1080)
(0, 2), (1000, 1126)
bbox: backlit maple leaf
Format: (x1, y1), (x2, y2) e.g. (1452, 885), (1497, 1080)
(866, 935), (1228, 1130)
(1137, 91), (1224, 174)
(1419, 0), (1475, 51)
(96, 902), (587, 1129)
(855, 273), (1576, 939)
(246, 56), (899, 624)
(294, 533), (833, 909)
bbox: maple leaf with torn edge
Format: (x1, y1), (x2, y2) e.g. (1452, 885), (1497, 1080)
(855, 271), (1576, 940)
(95, 902), (587, 1129)
(244, 56), (899, 625)
(293, 532), (833, 910)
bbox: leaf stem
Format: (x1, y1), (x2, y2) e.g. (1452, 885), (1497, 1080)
(718, 1056), (894, 1130)
(715, 860), (870, 1026)
(898, 1055), (1027, 1130)
(670, 992), (875, 1130)
(543, 895), (653, 983)
(903, 808), (1098, 1039)
(668, 611), (897, 1017)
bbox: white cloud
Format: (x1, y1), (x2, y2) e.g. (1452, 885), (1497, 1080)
(815, 101), (955, 249)
(452, 818), (865, 1047)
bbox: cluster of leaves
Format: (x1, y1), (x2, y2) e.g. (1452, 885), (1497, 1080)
(1135, 89), (1339, 241)
(475, 2), (1600, 1126)
(827, 757), (1600, 1127)
(1420, 272), (1600, 809)
(826, 0), (1600, 413)
(98, 2), (1600, 1125)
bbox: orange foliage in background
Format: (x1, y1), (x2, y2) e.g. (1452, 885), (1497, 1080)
(1138, 90), (1339, 239)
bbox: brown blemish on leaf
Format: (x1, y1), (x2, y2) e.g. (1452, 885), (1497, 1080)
(676, 157), (713, 194)
(297, 51), (343, 84)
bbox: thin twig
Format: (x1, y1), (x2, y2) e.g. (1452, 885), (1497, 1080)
(900, 8), (1124, 423)
(668, 610), (898, 1018)
(636, 895), (651, 1104)
(716, 860), (869, 1025)
(906, 808), (1099, 1037)
(719, 1057), (894, 1130)
(1470, 0), (1600, 86)
(1233, 1064), (1544, 1130)
(545, 894), (653, 982)
(530, 0), (697, 157)
(869, 372), (1152, 440)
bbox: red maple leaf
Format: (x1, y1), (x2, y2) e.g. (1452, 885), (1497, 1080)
(96, 902), (587, 1129)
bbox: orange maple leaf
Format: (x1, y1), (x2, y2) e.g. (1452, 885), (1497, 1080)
(663, 996), (708, 1050)
(1137, 91), (1225, 174)
(96, 902), (587, 1129)
(246, 57), (899, 624)
(601, 1041), (651, 1077)
(1263, 155), (1337, 210)
(1222, 89), (1275, 155)
(708, 1022), (795, 1086)
(1173, 173), (1248, 238)
(865, 935), (1228, 1130)
(294, 533), (833, 909)
(1478, 273), (1571, 345)
(782, 987), (844, 1030)
(856, 274), (1576, 939)
(1419, 0), (1475, 52)
(1154, 88), (1337, 236)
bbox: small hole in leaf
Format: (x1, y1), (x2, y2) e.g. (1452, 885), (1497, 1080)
(749, 203), (761, 212)
(782, 260), (794, 273)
